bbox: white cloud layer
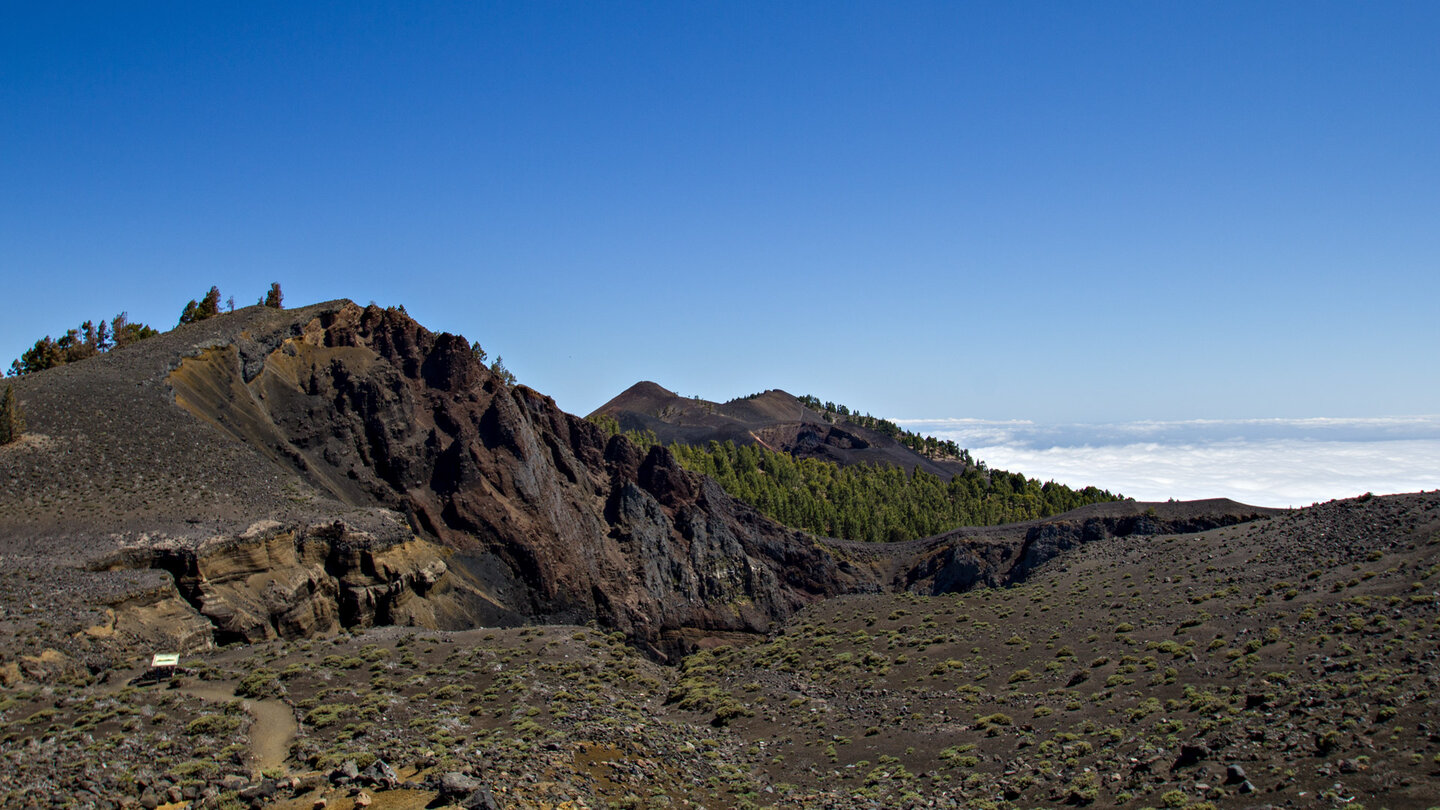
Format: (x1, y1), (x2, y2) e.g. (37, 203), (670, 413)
(896, 416), (1440, 508)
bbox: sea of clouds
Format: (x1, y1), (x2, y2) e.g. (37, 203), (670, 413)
(896, 415), (1440, 509)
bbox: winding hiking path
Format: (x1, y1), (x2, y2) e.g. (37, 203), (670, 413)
(182, 683), (298, 775)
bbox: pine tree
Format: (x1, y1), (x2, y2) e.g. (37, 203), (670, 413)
(9, 313), (159, 374)
(10, 336), (59, 375)
(199, 286), (222, 319)
(490, 356), (517, 385)
(111, 312), (157, 348)
(264, 282), (283, 309)
(0, 384), (24, 445)
(181, 287), (223, 324)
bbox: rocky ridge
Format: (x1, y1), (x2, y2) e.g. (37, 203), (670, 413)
(1, 301), (1273, 672)
(590, 382), (974, 480)
(2, 302), (877, 666)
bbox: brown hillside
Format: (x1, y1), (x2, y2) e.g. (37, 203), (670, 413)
(0, 302), (873, 663)
(592, 382), (972, 479)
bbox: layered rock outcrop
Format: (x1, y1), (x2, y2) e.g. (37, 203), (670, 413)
(163, 303), (878, 657)
(93, 519), (491, 645)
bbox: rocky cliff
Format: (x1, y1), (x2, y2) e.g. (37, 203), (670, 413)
(897, 499), (1281, 594)
(0, 300), (1276, 672)
(158, 302), (878, 658)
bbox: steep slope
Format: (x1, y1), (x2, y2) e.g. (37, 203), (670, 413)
(0, 300), (1277, 677)
(0, 301), (877, 664)
(592, 382), (972, 479)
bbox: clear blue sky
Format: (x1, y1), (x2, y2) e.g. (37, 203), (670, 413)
(4, 2), (1437, 422)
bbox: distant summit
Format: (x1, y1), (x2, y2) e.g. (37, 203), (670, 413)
(591, 381), (1135, 541)
(591, 382), (971, 480)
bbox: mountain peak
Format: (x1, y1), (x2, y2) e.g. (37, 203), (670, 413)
(0, 302), (872, 661)
(591, 381), (972, 479)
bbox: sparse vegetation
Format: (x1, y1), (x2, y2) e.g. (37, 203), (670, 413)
(178, 286), (224, 325)
(7, 312), (158, 375)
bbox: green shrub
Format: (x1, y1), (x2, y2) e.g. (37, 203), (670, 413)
(235, 669), (283, 699)
(1159, 789), (1189, 808)
(185, 714), (243, 737)
(303, 704), (352, 728)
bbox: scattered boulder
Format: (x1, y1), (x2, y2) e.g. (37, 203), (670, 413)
(330, 759), (360, 785)
(437, 772), (483, 803)
(462, 785), (502, 810)
(434, 771), (502, 809)
(361, 758), (399, 789)
(237, 780), (278, 802)
(220, 775), (249, 792)
(293, 773), (328, 793)
(1172, 744), (1208, 770)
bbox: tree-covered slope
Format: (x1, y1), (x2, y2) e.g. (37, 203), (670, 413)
(671, 440), (1119, 542)
(590, 383), (975, 480)
(589, 402), (1122, 543)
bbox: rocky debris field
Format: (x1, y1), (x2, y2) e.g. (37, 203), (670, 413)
(1, 491), (1436, 809)
(1, 626), (765, 810)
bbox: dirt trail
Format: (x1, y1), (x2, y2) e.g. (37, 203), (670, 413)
(181, 683), (297, 775)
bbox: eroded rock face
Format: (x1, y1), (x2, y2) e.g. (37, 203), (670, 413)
(167, 303), (877, 657)
(899, 507), (1277, 595)
(1004, 510), (1271, 585)
(99, 520), (494, 648)
(900, 540), (1018, 593)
